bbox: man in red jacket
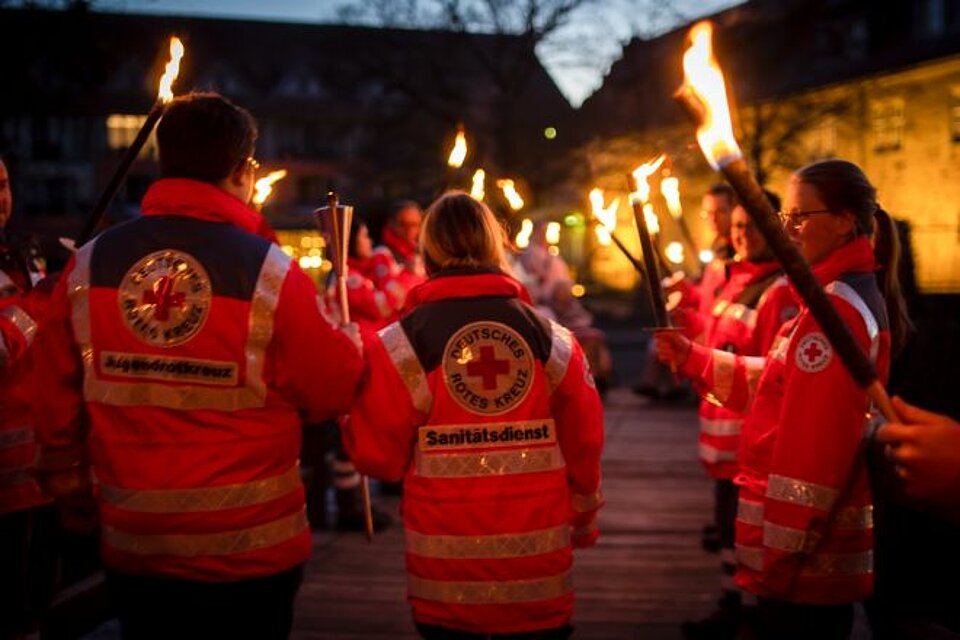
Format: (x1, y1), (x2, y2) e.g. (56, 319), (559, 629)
(34, 93), (364, 638)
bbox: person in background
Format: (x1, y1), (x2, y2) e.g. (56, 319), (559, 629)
(657, 159), (909, 639)
(677, 193), (799, 640)
(378, 199), (427, 295)
(0, 155), (58, 639)
(343, 192), (604, 639)
(33, 92), (364, 639)
(317, 216), (401, 532)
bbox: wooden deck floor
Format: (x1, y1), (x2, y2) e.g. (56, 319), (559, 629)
(292, 389), (719, 639)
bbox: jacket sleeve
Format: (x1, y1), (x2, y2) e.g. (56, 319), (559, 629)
(547, 322), (605, 547)
(0, 296), (38, 368)
(760, 299), (872, 596)
(33, 261), (92, 499)
(681, 342), (767, 415)
(269, 262), (364, 423)
(342, 325), (423, 482)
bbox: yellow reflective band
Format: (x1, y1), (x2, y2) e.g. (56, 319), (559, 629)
(744, 357), (765, 400)
(408, 570), (572, 605)
(699, 442), (737, 463)
(766, 474), (838, 511)
(0, 426), (33, 449)
(99, 465), (302, 514)
(415, 445), (565, 479)
(545, 320), (572, 392)
(737, 499), (764, 526)
(379, 322), (432, 415)
(769, 336), (790, 363)
(711, 350), (736, 404)
(736, 544), (763, 571)
(373, 291), (391, 317)
(405, 525), (570, 559)
(75, 244), (290, 411)
(802, 550), (873, 576)
(102, 509), (308, 558)
(571, 488), (604, 513)
(826, 281), (879, 363)
(700, 417), (742, 436)
(419, 420), (556, 452)
(1, 305), (37, 345)
(763, 521), (818, 554)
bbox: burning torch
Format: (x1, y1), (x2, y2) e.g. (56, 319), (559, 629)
(315, 192), (374, 541)
(628, 155), (673, 330)
(673, 20), (895, 420)
(78, 36), (184, 245)
(588, 188), (643, 274)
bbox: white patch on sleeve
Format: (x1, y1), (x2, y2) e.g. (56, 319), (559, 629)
(794, 332), (833, 373)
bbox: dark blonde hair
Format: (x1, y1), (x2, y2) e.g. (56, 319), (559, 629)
(421, 192), (508, 274)
(795, 159), (911, 352)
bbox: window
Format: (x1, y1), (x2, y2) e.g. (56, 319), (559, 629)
(951, 86), (960, 143)
(918, 0), (946, 37)
(870, 97), (905, 152)
(106, 114), (157, 158)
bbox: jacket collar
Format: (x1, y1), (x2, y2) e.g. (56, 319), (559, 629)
(140, 178), (262, 235)
(406, 268), (532, 307)
(381, 225), (417, 262)
(789, 236), (876, 302)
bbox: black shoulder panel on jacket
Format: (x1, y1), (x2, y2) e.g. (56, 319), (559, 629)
(89, 215), (272, 300)
(400, 296), (554, 374)
(837, 271), (889, 331)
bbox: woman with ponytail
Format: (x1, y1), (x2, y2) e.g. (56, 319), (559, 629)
(343, 192), (604, 638)
(656, 159), (907, 639)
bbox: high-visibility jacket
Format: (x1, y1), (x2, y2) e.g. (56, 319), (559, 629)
(343, 269), (604, 635)
(34, 178), (363, 581)
(682, 238), (887, 604)
(0, 270), (47, 515)
(326, 251), (405, 334)
(682, 260), (797, 479)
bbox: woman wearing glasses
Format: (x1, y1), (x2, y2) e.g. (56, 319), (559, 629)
(657, 159), (910, 639)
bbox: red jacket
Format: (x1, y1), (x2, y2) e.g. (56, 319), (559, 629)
(343, 270), (604, 634)
(326, 251), (405, 334)
(380, 226), (427, 297)
(0, 270), (48, 514)
(683, 238), (887, 604)
(34, 179), (363, 581)
(681, 260), (797, 478)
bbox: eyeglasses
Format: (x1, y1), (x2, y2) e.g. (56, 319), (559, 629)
(777, 208), (832, 228)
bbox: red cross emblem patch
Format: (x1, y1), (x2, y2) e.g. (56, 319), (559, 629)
(794, 332), (833, 373)
(119, 250), (212, 347)
(442, 321), (535, 415)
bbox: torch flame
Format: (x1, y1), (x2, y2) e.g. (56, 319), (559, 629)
(158, 37), (185, 103)
(253, 170), (288, 206)
(661, 176), (682, 220)
(515, 218), (533, 249)
(643, 202), (660, 235)
(681, 21), (742, 169)
(447, 125), (467, 168)
(470, 169), (485, 201)
(630, 154), (666, 204)
(497, 179), (525, 211)
(665, 241), (685, 264)
(589, 188), (621, 246)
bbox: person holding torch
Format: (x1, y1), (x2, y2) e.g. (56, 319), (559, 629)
(657, 160), (909, 639)
(32, 92), (364, 638)
(342, 192), (604, 639)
